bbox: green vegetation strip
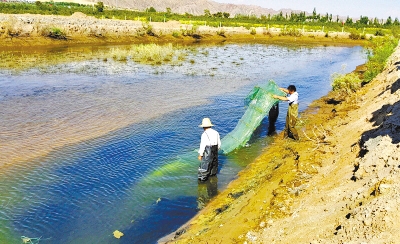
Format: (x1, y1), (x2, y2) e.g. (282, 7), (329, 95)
(332, 37), (398, 93)
(364, 38), (399, 81)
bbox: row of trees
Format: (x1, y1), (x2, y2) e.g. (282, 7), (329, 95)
(232, 8), (399, 28)
(147, 6), (399, 28)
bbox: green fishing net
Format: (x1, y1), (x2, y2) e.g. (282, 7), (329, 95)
(220, 80), (285, 154)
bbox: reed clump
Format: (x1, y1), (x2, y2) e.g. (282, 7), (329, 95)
(123, 43), (186, 65)
(331, 72), (362, 94)
(102, 43), (188, 64)
(47, 27), (67, 39)
(280, 28), (302, 37)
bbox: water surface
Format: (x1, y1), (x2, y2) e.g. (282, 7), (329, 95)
(0, 43), (365, 243)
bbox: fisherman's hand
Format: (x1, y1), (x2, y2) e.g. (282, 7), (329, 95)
(198, 155), (202, 161)
(279, 88), (288, 93)
(273, 95), (279, 99)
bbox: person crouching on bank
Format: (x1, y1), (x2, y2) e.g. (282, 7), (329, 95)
(198, 118), (221, 181)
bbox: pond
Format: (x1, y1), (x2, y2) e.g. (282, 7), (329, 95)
(0, 43), (365, 243)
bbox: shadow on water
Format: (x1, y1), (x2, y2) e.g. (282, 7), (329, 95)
(120, 177), (219, 244)
(120, 196), (198, 244)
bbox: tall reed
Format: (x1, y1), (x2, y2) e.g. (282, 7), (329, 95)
(110, 43), (186, 65)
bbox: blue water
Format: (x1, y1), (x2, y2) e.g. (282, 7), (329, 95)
(0, 43), (366, 243)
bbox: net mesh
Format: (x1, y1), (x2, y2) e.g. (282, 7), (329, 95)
(220, 80), (285, 154)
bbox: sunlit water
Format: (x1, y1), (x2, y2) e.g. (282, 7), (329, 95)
(0, 43), (365, 243)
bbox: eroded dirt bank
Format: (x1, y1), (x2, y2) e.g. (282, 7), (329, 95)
(0, 12), (367, 48)
(161, 43), (400, 243)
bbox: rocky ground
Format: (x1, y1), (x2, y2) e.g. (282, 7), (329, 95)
(160, 44), (400, 243)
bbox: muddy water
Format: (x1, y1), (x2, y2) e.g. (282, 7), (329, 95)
(0, 43), (365, 243)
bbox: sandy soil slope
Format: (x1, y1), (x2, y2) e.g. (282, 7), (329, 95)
(161, 43), (400, 243)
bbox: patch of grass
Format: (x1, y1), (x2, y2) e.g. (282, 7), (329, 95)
(47, 27), (67, 39)
(136, 22), (155, 37)
(110, 48), (128, 61)
(364, 37), (398, 82)
(280, 28), (302, 37)
(250, 27), (256, 35)
(349, 31), (361, 40)
(374, 29), (385, 36)
(172, 31), (180, 38)
(216, 28), (226, 37)
(179, 25), (199, 37)
(331, 72), (362, 94)
(201, 50), (209, 56)
(128, 43), (186, 65)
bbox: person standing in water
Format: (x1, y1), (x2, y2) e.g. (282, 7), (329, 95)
(273, 85), (299, 140)
(198, 118), (221, 181)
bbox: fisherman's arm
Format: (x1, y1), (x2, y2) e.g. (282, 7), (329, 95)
(273, 94), (289, 101)
(279, 87), (289, 93)
(217, 133), (221, 150)
(198, 133), (206, 161)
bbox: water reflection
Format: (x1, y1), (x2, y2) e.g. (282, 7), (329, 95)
(197, 176), (219, 210)
(268, 103), (279, 136)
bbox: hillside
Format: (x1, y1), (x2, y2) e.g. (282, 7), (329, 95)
(53, 0), (301, 17)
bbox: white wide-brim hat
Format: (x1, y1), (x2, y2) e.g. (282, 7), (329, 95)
(199, 117), (214, 127)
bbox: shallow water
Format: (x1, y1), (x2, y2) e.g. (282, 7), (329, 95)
(0, 43), (365, 243)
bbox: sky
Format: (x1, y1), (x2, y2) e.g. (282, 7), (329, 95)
(213, 0), (400, 20)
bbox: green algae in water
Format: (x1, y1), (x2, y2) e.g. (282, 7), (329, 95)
(149, 160), (190, 178)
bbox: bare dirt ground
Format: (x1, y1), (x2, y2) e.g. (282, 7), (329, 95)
(160, 44), (400, 243)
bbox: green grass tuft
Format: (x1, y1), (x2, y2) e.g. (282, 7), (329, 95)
(364, 37), (398, 81)
(331, 72), (362, 94)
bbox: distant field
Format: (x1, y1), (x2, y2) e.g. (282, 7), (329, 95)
(53, 0), (94, 4)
